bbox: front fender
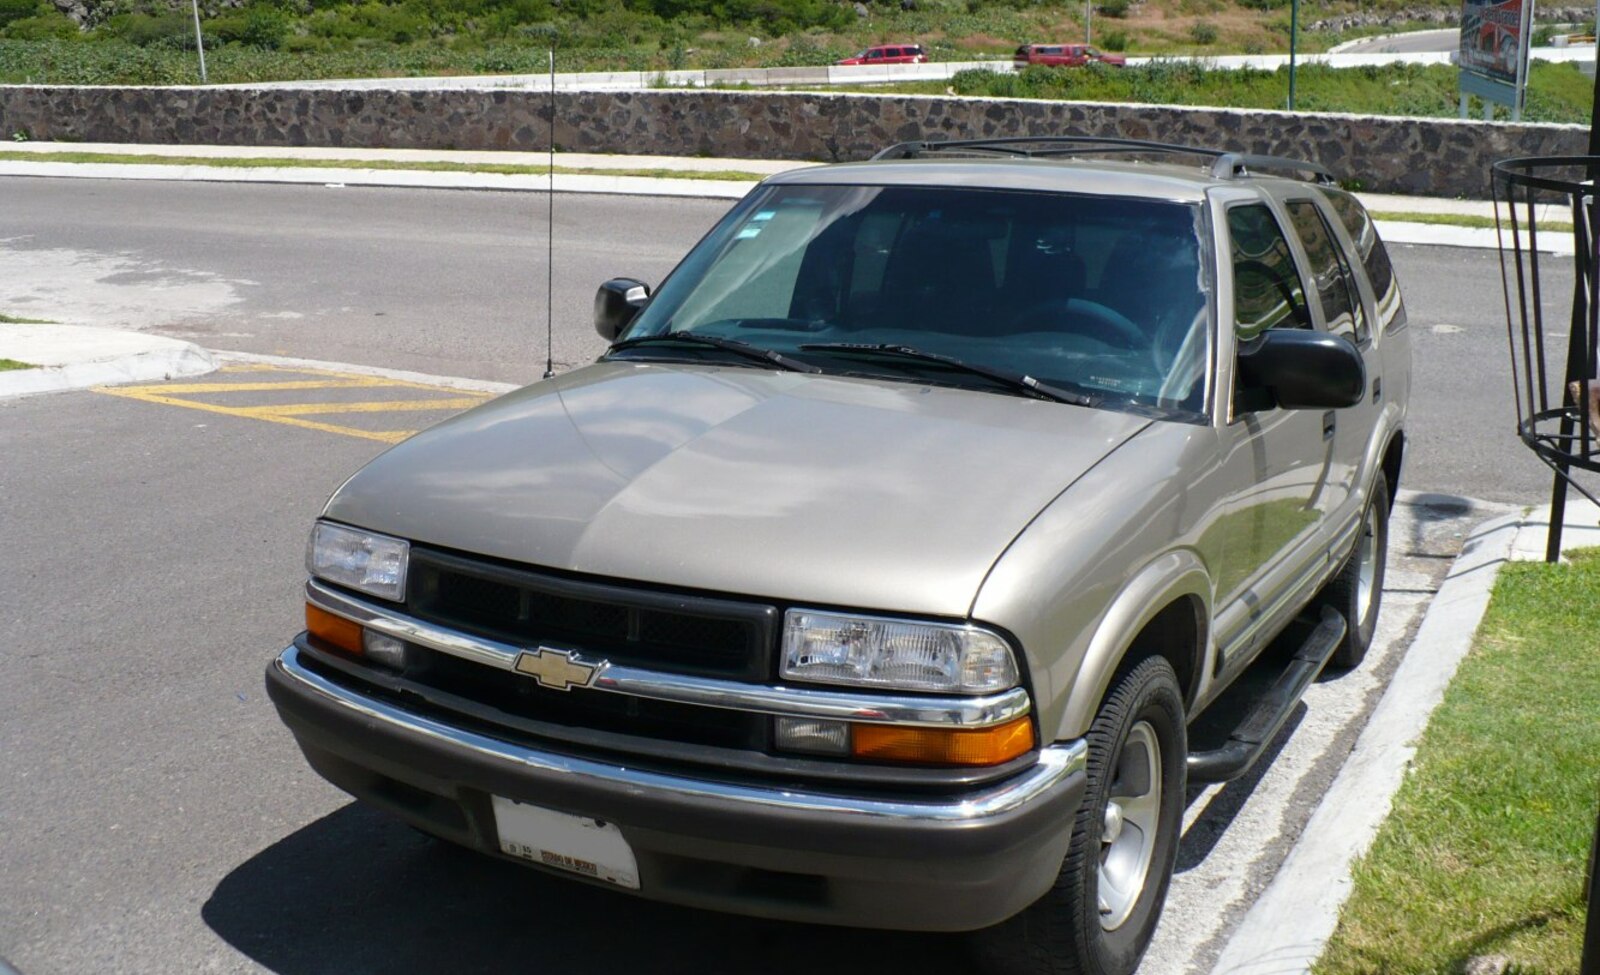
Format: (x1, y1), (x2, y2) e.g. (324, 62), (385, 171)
(1055, 550), (1212, 741)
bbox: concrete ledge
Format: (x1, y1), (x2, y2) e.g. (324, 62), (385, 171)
(0, 324), (216, 400)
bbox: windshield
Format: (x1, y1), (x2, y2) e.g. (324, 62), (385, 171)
(620, 184), (1212, 417)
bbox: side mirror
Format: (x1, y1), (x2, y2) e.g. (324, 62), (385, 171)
(594, 278), (651, 341)
(1236, 329), (1365, 411)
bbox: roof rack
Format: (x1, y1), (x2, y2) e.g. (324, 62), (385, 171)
(871, 136), (1335, 185)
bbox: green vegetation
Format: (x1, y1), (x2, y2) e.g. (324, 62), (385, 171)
(0, 0), (1542, 88)
(928, 59), (1592, 124)
(1316, 549), (1600, 975)
(0, 149), (766, 180)
(0, 0), (1590, 123)
(0, 313), (54, 323)
(0, 358), (34, 370)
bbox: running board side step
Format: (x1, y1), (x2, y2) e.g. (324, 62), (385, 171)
(1186, 607), (1346, 784)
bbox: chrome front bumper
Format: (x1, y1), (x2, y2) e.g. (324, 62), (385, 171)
(266, 644), (1089, 930)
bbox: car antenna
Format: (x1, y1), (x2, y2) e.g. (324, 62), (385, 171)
(543, 42), (557, 380)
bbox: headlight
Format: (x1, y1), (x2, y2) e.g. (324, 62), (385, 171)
(306, 521), (409, 602)
(781, 610), (1020, 694)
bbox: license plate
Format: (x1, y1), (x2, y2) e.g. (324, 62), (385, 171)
(490, 796), (640, 890)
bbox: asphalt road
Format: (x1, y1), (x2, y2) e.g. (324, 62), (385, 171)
(0, 177), (1571, 504)
(0, 177), (1578, 974)
(1338, 28), (1460, 54)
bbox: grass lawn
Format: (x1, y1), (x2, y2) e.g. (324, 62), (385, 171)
(0, 358), (34, 370)
(1316, 549), (1600, 974)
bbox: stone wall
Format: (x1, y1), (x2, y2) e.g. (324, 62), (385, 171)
(0, 84), (1585, 197)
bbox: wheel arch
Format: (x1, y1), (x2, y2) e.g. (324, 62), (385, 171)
(1380, 429), (1405, 512)
(1053, 551), (1211, 742)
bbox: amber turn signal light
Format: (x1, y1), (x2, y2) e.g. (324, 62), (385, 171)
(851, 715), (1035, 766)
(306, 603), (364, 655)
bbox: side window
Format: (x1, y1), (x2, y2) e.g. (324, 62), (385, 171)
(1227, 203), (1310, 342)
(1323, 188), (1404, 334)
(1286, 200), (1368, 344)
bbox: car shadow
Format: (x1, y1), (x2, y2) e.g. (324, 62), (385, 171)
(203, 803), (971, 975)
(1174, 702), (1306, 874)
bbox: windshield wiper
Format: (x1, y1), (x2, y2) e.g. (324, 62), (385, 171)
(797, 342), (1096, 407)
(608, 332), (820, 373)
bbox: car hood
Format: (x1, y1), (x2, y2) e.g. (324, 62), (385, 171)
(324, 362), (1149, 617)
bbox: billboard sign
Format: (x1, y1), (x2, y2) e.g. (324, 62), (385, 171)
(1458, 0), (1535, 111)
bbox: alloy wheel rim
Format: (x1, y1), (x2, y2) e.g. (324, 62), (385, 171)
(1355, 504), (1379, 626)
(1098, 720), (1161, 931)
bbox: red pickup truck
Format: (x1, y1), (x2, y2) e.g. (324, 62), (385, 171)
(1014, 43), (1127, 67)
(837, 43), (927, 65)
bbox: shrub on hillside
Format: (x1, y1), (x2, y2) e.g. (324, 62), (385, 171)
(1, 10), (79, 38)
(209, 5), (291, 47)
(1189, 19), (1217, 42)
(0, 0), (36, 29)
(98, 11), (194, 46)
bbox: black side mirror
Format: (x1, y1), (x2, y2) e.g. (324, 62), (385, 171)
(1236, 329), (1365, 412)
(594, 278), (651, 341)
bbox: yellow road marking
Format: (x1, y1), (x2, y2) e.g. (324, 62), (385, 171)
(137, 379), (397, 394)
(93, 361), (496, 443)
(252, 398), (488, 416)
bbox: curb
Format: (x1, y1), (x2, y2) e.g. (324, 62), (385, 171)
(215, 350), (519, 395)
(0, 162), (756, 200)
(0, 325), (217, 400)
(1208, 507), (1522, 975)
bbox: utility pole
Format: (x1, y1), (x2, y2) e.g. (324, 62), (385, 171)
(1287, 0), (1299, 109)
(190, 0), (207, 84)
(1085, 0), (1092, 46)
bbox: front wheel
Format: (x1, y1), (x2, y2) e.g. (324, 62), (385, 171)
(971, 656), (1186, 975)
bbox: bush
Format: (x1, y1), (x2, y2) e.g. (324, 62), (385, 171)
(99, 12), (194, 47)
(2, 11), (80, 39)
(0, 0), (36, 30)
(209, 6), (291, 48)
(1096, 0), (1129, 17)
(1097, 27), (1127, 49)
(1189, 19), (1217, 43)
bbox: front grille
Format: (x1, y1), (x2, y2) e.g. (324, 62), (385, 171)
(419, 649), (761, 751)
(407, 547), (778, 680)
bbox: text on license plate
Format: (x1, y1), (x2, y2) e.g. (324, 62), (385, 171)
(490, 796), (641, 890)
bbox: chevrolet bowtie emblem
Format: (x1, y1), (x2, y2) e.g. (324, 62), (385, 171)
(513, 647), (603, 691)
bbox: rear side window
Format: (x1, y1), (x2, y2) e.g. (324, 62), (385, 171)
(1322, 187), (1403, 333)
(1228, 204), (1310, 341)
(1286, 200), (1368, 344)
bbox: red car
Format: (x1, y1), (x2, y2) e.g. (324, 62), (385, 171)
(836, 44), (927, 65)
(1014, 43), (1126, 68)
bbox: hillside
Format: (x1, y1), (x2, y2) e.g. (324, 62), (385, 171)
(0, 0), (1592, 122)
(4, 0), (1560, 69)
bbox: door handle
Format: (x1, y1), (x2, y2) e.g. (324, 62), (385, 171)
(1322, 411), (1336, 441)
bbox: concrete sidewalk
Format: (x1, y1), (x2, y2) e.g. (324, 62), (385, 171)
(0, 322), (214, 400)
(0, 141), (1551, 253)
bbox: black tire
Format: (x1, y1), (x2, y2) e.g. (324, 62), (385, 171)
(971, 656), (1186, 975)
(1320, 476), (1390, 670)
